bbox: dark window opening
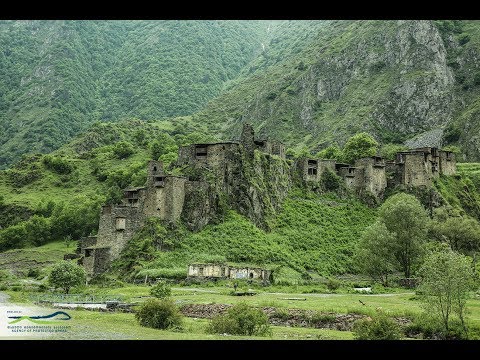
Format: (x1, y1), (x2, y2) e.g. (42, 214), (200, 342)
(157, 208), (160, 211)
(349, 168), (354, 173)
(222, 146), (225, 150)
(447, 152), (453, 160)
(249, 272), (254, 279)
(153, 166), (157, 172)
(308, 159), (318, 165)
(195, 146), (208, 158)
(85, 249), (92, 257)
(154, 176), (165, 187)
(307, 168), (317, 175)
(199, 267), (204, 276)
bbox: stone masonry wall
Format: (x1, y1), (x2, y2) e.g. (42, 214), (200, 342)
(355, 158), (387, 198)
(439, 151), (456, 175)
(402, 153), (432, 187)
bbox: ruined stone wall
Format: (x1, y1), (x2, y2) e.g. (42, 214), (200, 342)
(355, 158), (387, 198)
(254, 141), (273, 155)
(96, 205), (144, 260)
(92, 248), (111, 275)
(385, 162), (402, 188)
(143, 185), (167, 220)
(146, 160), (164, 187)
(402, 153), (432, 187)
(80, 236), (97, 250)
(143, 176), (186, 223)
(272, 142), (286, 159)
(338, 167), (359, 191)
(177, 143), (241, 181)
(165, 177), (187, 223)
(229, 267), (269, 280)
(177, 145), (196, 168)
(187, 264), (229, 278)
(240, 123), (255, 159)
(439, 151), (456, 175)
(82, 252), (95, 276)
(319, 159), (336, 176)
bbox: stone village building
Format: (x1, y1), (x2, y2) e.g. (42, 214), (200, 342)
(187, 263), (272, 284)
(75, 124), (456, 277)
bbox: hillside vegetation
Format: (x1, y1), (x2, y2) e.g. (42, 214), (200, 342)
(0, 20), (272, 168)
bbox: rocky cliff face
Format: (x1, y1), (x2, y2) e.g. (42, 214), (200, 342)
(180, 148), (292, 231)
(200, 20), (480, 160)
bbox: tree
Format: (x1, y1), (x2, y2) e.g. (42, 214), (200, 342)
(419, 248), (476, 336)
(342, 132), (379, 164)
(355, 222), (397, 286)
(430, 215), (480, 272)
(48, 260), (86, 294)
(320, 168), (342, 192)
(25, 215), (51, 246)
(316, 145), (342, 160)
(379, 193), (429, 278)
(112, 141), (134, 159)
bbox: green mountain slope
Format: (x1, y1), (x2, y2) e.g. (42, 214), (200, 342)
(197, 20), (480, 161)
(0, 20), (272, 168)
(1, 118), (480, 277)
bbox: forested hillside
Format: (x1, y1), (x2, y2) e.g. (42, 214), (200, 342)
(0, 20), (273, 168)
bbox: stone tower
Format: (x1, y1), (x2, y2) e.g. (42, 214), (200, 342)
(146, 160), (164, 187)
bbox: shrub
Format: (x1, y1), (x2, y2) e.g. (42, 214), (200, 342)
(48, 261), (86, 294)
(27, 268), (40, 278)
(112, 141), (134, 159)
(405, 313), (468, 339)
(326, 277), (341, 291)
(320, 168), (342, 192)
(135, 298), (183, 330)
(207, 302), (271, 336)
(43, 155), (74, 174)
(150, 281), (172, 299)
(353, 312), (402, 340)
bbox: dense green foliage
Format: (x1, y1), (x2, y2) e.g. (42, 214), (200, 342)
(0, 119), (215, 252)
(135, 298), (183, 330)
(418, 247), (476, 337)
(48, 260), (86, 294)
(355, 222), (397, 286)
(341, 132), (379, 164)
(0, 20), (271, 168)
(150, 281), (172, 299)
(377, 193), (429, 278)
(207, 302), (271, 336)
(352, 311), (402, 340)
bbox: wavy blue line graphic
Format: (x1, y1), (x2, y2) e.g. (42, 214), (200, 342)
(8, 311), (71, 323)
